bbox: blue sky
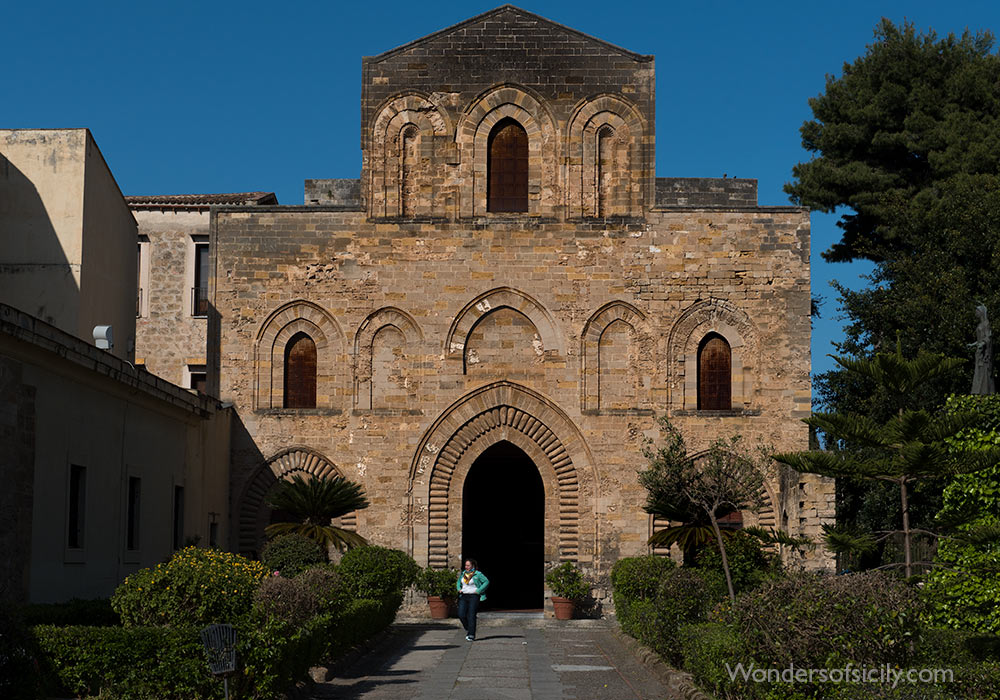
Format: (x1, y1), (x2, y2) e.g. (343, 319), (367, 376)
(6, 1), (999, 387)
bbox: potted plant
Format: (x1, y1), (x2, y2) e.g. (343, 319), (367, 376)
(416, 566), (459, 619)
(545, 561), (590, 620)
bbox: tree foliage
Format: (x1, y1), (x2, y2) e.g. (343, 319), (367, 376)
(639, 420), (773, 602)
(775, 342), (1000, 577)
(786, 19), (1000, 264)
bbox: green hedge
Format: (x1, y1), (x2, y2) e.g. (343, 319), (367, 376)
(33, 592), (404, 699)
(611, 556), (726, 664)
(34, 625), (215, 699)
(1, 603), (39, 700)
(610, 555), (675, 641)
(20, 598), (118, 627)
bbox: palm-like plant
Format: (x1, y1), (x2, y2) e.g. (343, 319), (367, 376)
(265, 474), (370, 552)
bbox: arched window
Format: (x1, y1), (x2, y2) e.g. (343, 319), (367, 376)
(284, 332), (317, 408)
(400, 124), (419, 217)
(487, 118), (528, 212)
(698, 333), (731, 410)
(597, 125), (615, 218)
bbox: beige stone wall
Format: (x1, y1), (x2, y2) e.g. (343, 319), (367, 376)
(212, 206), (833, 585)
(0, 129), (136, 361)
(133, 209), (210, 386)
(80, 134), (139, 362)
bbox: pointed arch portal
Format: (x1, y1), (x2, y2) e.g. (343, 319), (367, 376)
(409, 382), (597, 604)
(462, 441), (544, 609)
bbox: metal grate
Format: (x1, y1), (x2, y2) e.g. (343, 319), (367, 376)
(200, 623), (237, 675)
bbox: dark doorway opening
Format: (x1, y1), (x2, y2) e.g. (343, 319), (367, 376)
(462, 441), (544, 610)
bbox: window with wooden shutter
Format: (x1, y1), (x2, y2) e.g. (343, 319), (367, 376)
(698, 334), (731, 410)
(487, 118), (528, 213)
(284, 332), (317, 408)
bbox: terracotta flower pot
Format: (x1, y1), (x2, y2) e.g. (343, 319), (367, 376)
(551, 596), (575, 620)
(427, 595), (451, 619)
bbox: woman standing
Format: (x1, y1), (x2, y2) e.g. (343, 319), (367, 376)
(456, 558), (489, 641)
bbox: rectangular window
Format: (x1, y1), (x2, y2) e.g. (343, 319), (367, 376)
(173, 485), (185, 550)
(126, 476), (141, 551)
(192, 238), (209, 317)
(137, 235), (150, 317)
(187, 365), (207, 393)
(67, 465), (86, 549)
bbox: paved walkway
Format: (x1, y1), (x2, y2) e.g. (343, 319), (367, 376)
(308, 616), (673, 700)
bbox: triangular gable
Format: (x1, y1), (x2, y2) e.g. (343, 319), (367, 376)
(366, 4), (652, 63)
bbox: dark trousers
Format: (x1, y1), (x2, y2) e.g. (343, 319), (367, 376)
(458, 594), (480, 638)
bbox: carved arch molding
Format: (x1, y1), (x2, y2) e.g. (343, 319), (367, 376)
(237, 447), (357, 556)
(409, 382), (595, 567)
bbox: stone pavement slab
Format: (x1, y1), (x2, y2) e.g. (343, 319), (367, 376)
(308, 620), (674, 700)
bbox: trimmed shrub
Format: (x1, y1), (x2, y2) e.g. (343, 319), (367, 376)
(695, 530), (781, 594)
(21, 597), (118, 627)
(611, 555), (675, 603)
(654, 568), (726, 663)
(323, 594), (403, 659)
(731, 571), (923, 669)
(234, 613), (330, 699)
(611, 555), (675, 639)
(253, 575), (319, 629)
(296, 564), (348, 614)
(0, 602), (39, 700)
(677, 622), (745, 698)
(112, 546), (268, 628)
(34, 595), (405, 700)
(261, 534), (326, 577)
(34, 624), (214, 699)
(338, 546), (418, 599)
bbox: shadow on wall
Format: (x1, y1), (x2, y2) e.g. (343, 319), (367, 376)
(227, 409), (268, 556)
(0, 154), (78, 326)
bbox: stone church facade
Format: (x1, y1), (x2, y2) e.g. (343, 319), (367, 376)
(203, 6), (832, 606)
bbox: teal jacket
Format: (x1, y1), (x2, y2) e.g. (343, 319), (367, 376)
(456, 570), (490, 602)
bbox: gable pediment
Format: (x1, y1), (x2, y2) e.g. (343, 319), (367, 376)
(365, 5), (651, 64)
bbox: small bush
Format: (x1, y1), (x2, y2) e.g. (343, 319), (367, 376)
(253, 575), (320, 629)
(731, 571), (923, 669)
(21, 598), (119, 627)
(261, 534), (326, 577)
(338, 546), (418, 599)
(611, 555), (676, 640)
(296, 564), (348, 613)
(654, 568), (726, 663)
(695, 530), (780, 594)
(677, 622), (745, 698)
(0, 603), (39, 700)
(545, 562), (590, 600)
(416, 567), (460, 598)
(112, 546), (268, 628)
(610, 555), (675, 604)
